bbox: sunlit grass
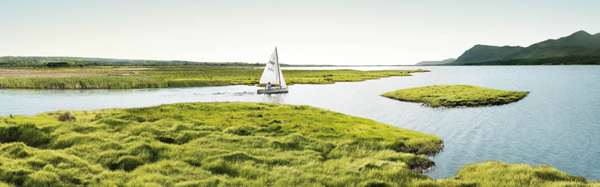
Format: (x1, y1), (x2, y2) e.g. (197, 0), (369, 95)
(0, 102), (441, 186)
(434, 161), (598, 187)
(382, 85), (529, 107)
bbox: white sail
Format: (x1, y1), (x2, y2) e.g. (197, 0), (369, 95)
(259, 48), (286, 87)
(278, 62), (287, 87)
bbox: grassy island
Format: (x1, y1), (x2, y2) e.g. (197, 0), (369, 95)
(0, 67), (428, 89)
(382, 85), (529, 107)
(0, 102), (594, 186)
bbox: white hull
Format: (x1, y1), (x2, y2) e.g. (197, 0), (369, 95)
(257, 88), (289, 94)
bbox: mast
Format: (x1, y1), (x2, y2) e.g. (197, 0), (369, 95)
(275, 47), (282, 87)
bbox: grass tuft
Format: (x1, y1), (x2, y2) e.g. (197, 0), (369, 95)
(58, 111), (76, 122)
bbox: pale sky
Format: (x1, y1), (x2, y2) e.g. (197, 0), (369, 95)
(1, 0), (599, 65)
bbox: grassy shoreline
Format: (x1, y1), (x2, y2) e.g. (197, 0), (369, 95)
(0, 67), (429, 89)
(0, 102), (442, 186)
(382, 85), (529, 107)
(0, 102), (594, 186)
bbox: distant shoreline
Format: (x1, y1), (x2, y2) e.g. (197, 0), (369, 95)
(0, 67), (429, 89)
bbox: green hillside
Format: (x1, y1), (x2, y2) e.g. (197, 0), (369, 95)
(463, 55), (600, 65)
(452, 45), (524, 64)
(530, 30), (600, 49)
(451, 30), (600, 65)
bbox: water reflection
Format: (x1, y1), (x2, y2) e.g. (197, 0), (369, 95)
(261, 93), (286, 104)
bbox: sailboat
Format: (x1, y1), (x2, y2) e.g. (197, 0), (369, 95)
(257, 47), (288, 94)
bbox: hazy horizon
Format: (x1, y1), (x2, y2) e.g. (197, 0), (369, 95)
(1, 0), (599, 65)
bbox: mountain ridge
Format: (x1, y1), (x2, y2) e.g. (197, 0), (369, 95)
(530, 30), (600, 49)
(450, 30), (600, 65)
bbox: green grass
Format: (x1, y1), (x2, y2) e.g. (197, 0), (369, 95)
(0, 67), (429, 89)
(433, 161), (599, 187)
(0, 102), (595, 186)
(382, 85), (529, 107)
(0, 102), (441, 186)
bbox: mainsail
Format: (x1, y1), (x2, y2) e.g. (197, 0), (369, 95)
(259, 48), (287, 87)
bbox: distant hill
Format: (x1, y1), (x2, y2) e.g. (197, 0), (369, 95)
(415, 58), (456, 65)
(531, 30), (600, 49)
(452, 45), (524, 64)
(450, 30), (600, 65)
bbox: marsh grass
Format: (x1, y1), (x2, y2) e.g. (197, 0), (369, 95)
(0, 102), (595, 186)
(0, 67), (429, 89)
(0, 102), (442, 186)
(382, 85), (529, 107)
(434, 161), (598, 187)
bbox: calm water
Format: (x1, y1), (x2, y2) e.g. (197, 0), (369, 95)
(1, 66), (600, 180)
